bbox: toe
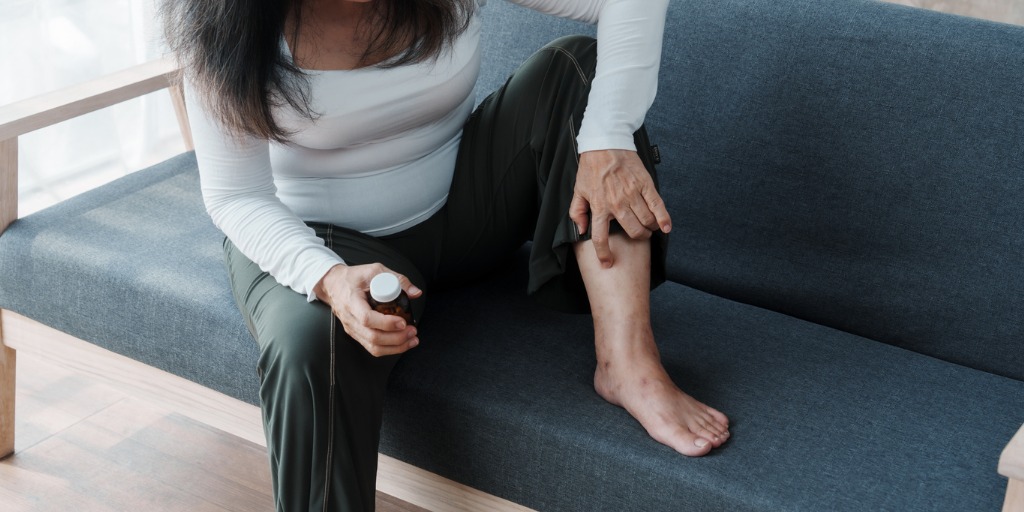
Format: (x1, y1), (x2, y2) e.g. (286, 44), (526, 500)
(701, 413), (728, 437)
(655, 425), (714, 457)
(706, 406), (730, 428)
(694, 411), (728, 439)
(695, 425), (726, 448)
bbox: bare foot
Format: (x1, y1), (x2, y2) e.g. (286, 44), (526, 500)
(593, 332), (730, 457)
(572, 233), (729, 456)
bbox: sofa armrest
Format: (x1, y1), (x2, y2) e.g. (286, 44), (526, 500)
(1001, 423), (1024, 511)
(0, 57), (187, 234)
(0, 58), (181, 142)
(0, 57), (187, 458)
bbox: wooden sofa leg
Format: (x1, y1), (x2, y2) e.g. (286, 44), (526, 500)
(1, 130), (17, 459)
(0, 320), (14, 459)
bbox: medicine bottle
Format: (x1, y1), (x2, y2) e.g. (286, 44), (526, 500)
(368, 272), (413, 325)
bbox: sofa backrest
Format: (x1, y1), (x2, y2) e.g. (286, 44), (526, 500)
(476, 1), (594, 98)
(479, 0), (1024, 381)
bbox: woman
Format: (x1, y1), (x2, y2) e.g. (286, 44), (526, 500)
(163, 0), (730, 510)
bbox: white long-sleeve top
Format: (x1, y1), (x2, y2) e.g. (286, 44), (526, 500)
(187, 0), (669, 302)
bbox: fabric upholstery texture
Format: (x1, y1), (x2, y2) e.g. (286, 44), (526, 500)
(0, 0), (1021, 511)
(382, 260), (1024, 511)
(0, 154), (260, 403)
(646, 0), (1024, 381)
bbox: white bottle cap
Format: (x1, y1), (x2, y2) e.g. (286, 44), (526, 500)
(369, 273), (402, 303)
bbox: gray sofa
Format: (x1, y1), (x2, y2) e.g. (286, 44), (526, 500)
(2, 0), (1023, 510)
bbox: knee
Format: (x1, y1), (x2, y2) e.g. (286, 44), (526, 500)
(545, 35), (596, 52)
(540, 35), (597, 72)
(256, 305), (334, 384)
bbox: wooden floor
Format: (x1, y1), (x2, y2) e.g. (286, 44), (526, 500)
(884, 0), (1024, 25)
(0, 350), (425, 512)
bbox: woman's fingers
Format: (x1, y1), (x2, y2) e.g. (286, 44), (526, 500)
(589, 213), (614, 268)
(358, 302), (407, 331)
(569, 194), (591, 236)
(340, 305), (419, 356)
(616, 203), (654, 240)
(575, 149), (672, 263)
(392, 272), (423, 298)
(323, 267), (422, 357)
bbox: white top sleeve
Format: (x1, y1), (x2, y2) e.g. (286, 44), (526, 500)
(504, 0), (670, 152)
(185, 84), (344, 302)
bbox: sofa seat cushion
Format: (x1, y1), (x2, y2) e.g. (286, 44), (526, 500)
(383, 263), (1024, 511)
(0, 154), (261, 404)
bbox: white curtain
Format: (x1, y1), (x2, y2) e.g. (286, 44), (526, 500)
(0, 0), (185, 216)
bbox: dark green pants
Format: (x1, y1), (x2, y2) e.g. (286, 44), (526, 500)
(224, 36), (665, 512)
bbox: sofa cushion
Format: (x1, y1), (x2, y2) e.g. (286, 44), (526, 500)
(638, 0), (1024, 380)
(383, 263), (1024, 511)
(475, 0), (593, 102)
(0, 154), (261, 404)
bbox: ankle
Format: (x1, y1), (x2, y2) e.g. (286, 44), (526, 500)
(595, 329), (660, 367)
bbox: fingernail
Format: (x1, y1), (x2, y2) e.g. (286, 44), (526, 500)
(409, 286), (422, 295)
(408, 328), (417, 338)
(695, 438), (709, 448)
(602, 261), (612, 269)
(410, 338), (419, 347)
(396, 320), (406, 329)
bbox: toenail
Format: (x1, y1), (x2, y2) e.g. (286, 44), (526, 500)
(695, 438), (709, 448)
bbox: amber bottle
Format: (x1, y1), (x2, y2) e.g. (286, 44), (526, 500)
(368, 272), (413, 325)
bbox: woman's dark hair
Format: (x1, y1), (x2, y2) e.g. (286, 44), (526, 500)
(161, 0), (475, 142)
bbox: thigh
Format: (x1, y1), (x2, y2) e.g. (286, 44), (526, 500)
(434, 35), (599, 286)
(222, 230), (424, 366)
(222, 235), (333, 362)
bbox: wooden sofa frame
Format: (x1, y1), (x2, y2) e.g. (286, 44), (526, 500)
(0, 59), (1021, 512)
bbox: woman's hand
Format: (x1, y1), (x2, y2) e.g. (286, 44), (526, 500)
(314, 263), (423, 357)
(569, 149), (672, 268)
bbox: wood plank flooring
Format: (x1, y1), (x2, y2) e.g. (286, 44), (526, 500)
(884, 0), (1024, 25)
(0, 351), (425, 512)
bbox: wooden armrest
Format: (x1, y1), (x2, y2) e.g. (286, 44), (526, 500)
(0, 57), (190, 460)
(1003, 423), (1024, 481)
(0, 57), (180, 141)
(0, 57), (189, 235)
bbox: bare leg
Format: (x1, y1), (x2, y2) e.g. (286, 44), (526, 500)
(575, 233), (730, 456)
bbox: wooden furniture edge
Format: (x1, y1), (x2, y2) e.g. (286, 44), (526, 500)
(0, 310), (533, 512)
(168, 83), (195, 151)
(0, 316), (13, 459)
(1002, 423), (1024, 481)
(0, 57), (189, 460)
(1002, 423), (1024, 511)
(1006, 479), (1023, 512)
(0, 139), (15, 458)
(0, 58), (180, 141)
